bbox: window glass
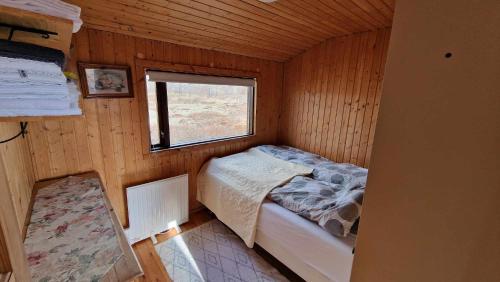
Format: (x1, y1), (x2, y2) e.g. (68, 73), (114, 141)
(167, 82), (252, 146)
(145, 72), (255, 150)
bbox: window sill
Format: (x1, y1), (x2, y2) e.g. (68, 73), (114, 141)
(144, 134), (257, 158)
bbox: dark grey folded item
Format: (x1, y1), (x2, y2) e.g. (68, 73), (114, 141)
(259, 145), (367, 237)
(269, 176), (364, 237)
(0, 39), (65, 68)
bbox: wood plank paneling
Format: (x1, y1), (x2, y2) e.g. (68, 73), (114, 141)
(278, 28), (391, 168)
(0, 122), (35, 279)
(0, 223), (10, 273)
(0, 5), (73, 55)
(27, 28), (283, 226)
(64, 0), (394, 61)
(0, 123), (35, 232)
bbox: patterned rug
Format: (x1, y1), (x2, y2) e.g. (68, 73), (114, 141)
(155, 219), (288, 282)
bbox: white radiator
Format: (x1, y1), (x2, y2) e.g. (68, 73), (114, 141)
(124, 174), (189, 244)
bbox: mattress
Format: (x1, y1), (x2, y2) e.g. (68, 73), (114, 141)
(24, 176), (124, 281)
(255, 201), (356, 282)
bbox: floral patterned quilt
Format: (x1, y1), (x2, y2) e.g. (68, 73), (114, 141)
(24, 176), (123, 282)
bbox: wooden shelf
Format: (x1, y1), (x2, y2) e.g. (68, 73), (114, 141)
(0, 5), (73, 54)
(0, 115), (83, 123)
(0, 6), (81, 122)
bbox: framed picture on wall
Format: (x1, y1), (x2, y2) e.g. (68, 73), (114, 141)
(78, 63), (134, 98)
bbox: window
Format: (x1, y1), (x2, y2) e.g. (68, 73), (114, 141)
(146, 71), (256, 151)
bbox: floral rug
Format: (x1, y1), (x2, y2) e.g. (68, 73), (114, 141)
(24, 176), (123, 282)
(155, 220), (288, 282)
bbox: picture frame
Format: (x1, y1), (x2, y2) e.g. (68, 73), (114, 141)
(78, 63), (134, 98)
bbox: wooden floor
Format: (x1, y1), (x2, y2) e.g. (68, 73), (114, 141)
(132, 210), (215, 282)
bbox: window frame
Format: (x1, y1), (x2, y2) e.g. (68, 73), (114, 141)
(150, 80), (255, 151)
(135, 59), (259, 156)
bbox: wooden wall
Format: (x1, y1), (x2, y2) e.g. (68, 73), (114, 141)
(0, 123), (35, 230)
(0, 122), (35, 280)
(27, 28), (284, 225)
(278, 28), (391, 168)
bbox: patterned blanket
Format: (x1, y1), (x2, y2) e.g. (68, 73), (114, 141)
(197, 148), (313, 247)
(257, 145), (367, 237)
(24, 176), (123, 282)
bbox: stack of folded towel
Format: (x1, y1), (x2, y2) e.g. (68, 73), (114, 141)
(0, 56), (81, 116)
(0, 39), (82, 117)
(0, 0), (82, 33)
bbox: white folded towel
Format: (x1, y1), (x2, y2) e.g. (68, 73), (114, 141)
(0, 98), (70, 110)
(0, 56), (64, 72)
(0, 56), (68, 95)
(0, 55), (82, 116)
(0, 70), (66, 84)
(0, 94), (68, 99)
(0, 86), (69, 96)
(0, 108), (82, 116)
(0, 81), (67, 87)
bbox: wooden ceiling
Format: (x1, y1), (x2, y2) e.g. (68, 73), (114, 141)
(67, 0), (395, 62)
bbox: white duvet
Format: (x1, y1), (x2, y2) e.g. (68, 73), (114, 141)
(197, 148), (312, 247)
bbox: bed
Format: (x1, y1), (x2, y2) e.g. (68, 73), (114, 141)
(256, 201), (356, 282)
(197, 145), (366, 282)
